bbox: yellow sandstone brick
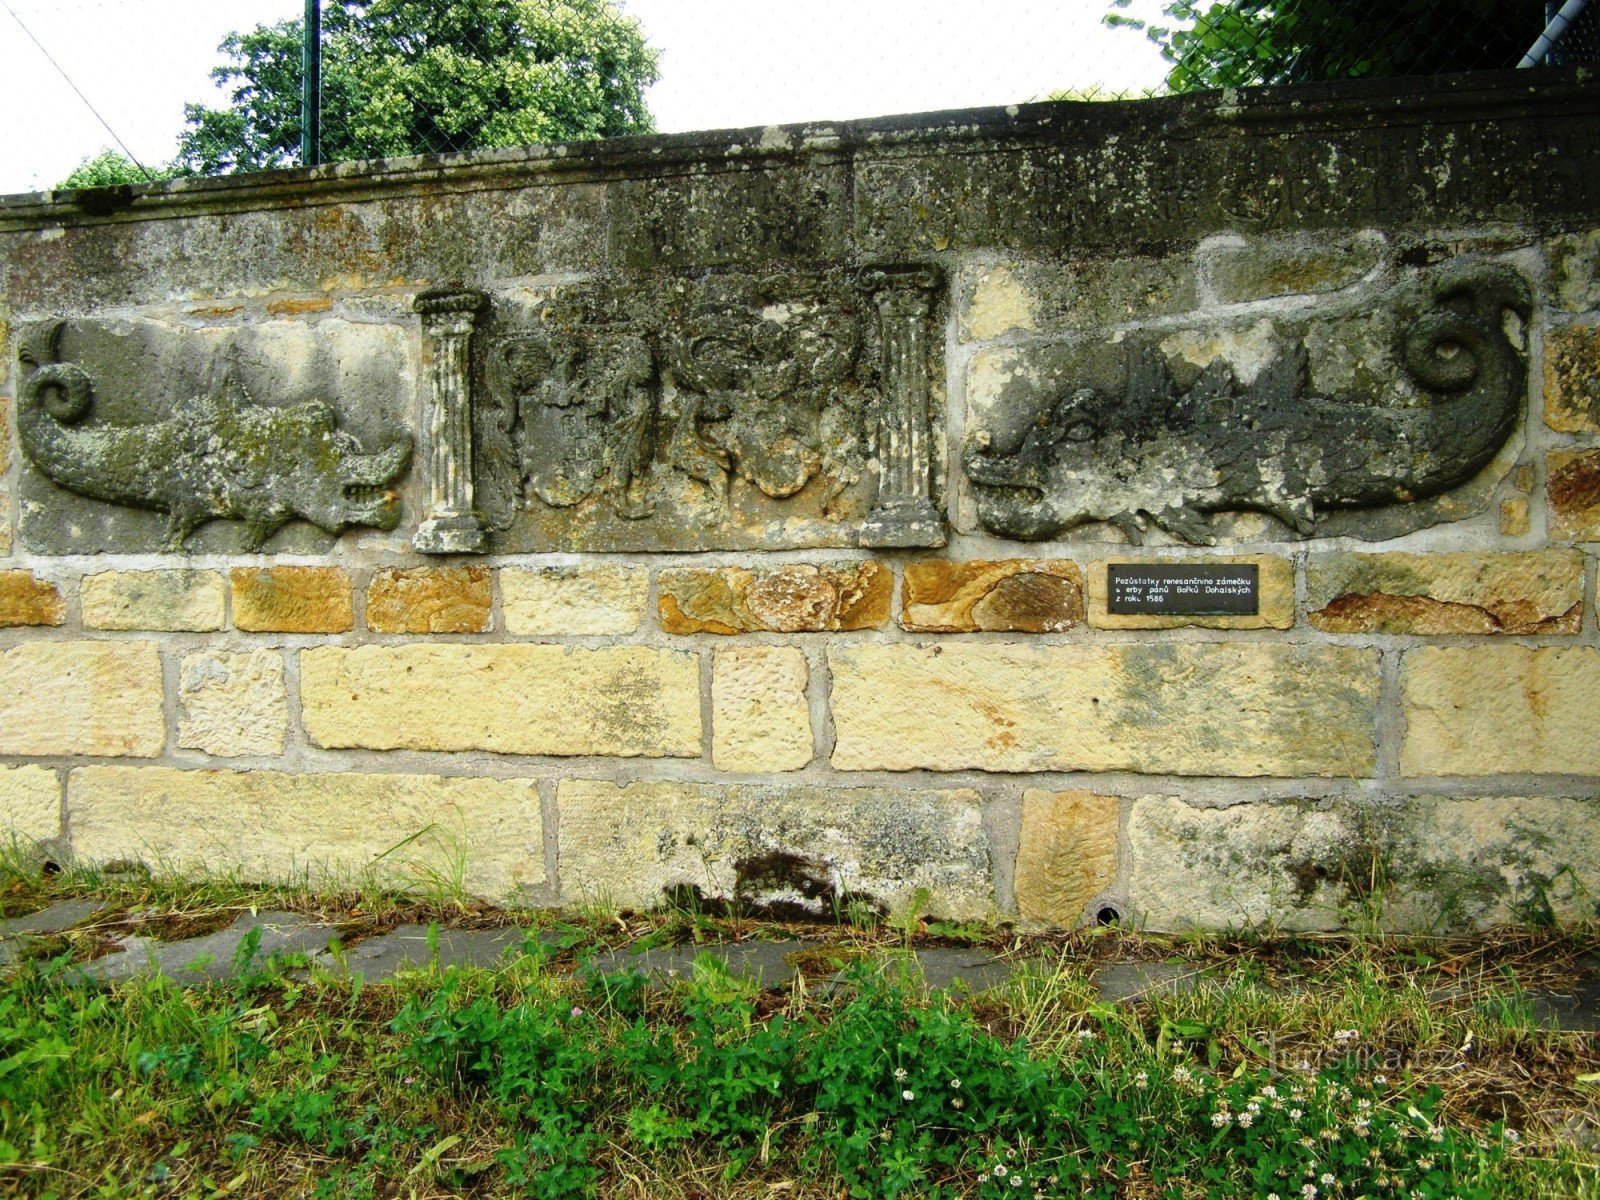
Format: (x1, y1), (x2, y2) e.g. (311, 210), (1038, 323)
(68, 766), (545, 899)
(366, 566), (491, 634)
(231, 566), (353, 633)
(300, 644), (701, 757)
(712, 646), (812, 772)
(0, 642), (165, 758)
(81, 570), (224, 632)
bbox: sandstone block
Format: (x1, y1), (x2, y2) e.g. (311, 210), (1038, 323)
(1499, 496), (1530, 537)
(1402, 646), (1600, 776)
(1548, 230), (1600, 314)
(366, 566), (491, 634)
(1389, 795), (1600, 929)
(558, 779), (992, 920)
(659, 562), (889, 634)
(0, 642), (164, 758)
(502, 565), (647, 635)
(956, 256), (1195, 342)
(1307, 550), (1583, 635)
(232, 567), (353, 633)
(0, 766), (61, 845)
(712, 647), (812, 772)
(178, 648), (288, 758)
(1127, 796), (1361, 932)
(1544, 324), (1600, 434)
(0, 571), (64, 627)
(300, 644), (701, 757)
(1126, 794), (1600, 933)
(1014, 790), (1120, 927)
(829, 642), (1378, 777)
(1199, 232), (1382, 304)
(69, 766), (545, 899)
(1086, 556), (1292, 630)
(81, 570), (225, 632)
(1547, 449), (1600, 540)
(901, 560), (1082, 633)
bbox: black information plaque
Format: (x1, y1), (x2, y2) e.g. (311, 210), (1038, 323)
(1107, 563), (1260, 616)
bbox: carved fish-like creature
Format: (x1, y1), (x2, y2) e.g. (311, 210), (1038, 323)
(962, 265), (1531, 544)
(17, 322), (412, 550)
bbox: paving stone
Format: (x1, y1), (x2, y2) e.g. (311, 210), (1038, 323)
(1091, 961), (1201, 1003)
(585, 940), (811, 989)
(0, 898), (108, 965)
(315, 924), (529, 981)
(905, 948), (1020, 993)
(84, 911), (340, 982)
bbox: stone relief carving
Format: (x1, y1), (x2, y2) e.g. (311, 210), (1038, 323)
(962, 263), (1531, 544)
(414, 286), (491, 553)
(459, 266), (945, 553)
(16, 322), (412, 551)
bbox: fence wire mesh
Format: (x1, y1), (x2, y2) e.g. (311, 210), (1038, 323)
(0, 0), (1595, 192)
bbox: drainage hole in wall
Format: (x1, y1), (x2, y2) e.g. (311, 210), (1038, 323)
(1095, 905), (1121, 926)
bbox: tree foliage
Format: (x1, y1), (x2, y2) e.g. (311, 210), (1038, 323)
(56, 149), (172, 189)
(177, 0), (659, 175)
(1106, 1), (1552, 93)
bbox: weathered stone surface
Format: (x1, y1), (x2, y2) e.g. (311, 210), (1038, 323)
(1548, 448), (1600, 539)
(1127, 794), (1600, 933)
(0, 398), (11, 556)
(558, 780), (993, 920)
(0, 570), (63, 627)
(14, 318), (412, 554)
(1199, 232), (1383, 304)
(829, 643), (1378, 776)
(659, 562), (890, 634)
(962, 264), (1529, 544)
(231, 567), (353, 633)
(501, 565), (647, 635)
(314, 925), (527, 981)
(300, 644), (700, 757)
(0, 642), (164, 757)
(1402, 646), (1600, 776)
(1500, 495), (1531, 537)
(80, 569), (224, 631)
(1390, 796), (1600, 930)
(956, 256), (1195, 342)
(1308, 550), (1584, 635)
(901, 560), (1082, 633)
(1086, 555), (1293, 630)
(712, 647), (812, 773)
(609, 160), (849, 270)
(1544, 324), (1600, 433)
(366, 566), (491, 634)
(1549, 230), (1600, 313)
(1127, 797), (1367, 932)
(69, 766), (546, 898)
(474, 268), (944, 553)
(0, 765), (61, 844)
(87, 911), (343, 983)
(178, 648), (288, 758)
(1014, 790), (1120, 927)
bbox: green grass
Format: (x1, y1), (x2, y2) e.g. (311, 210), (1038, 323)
(0, 864), (1595, 1199)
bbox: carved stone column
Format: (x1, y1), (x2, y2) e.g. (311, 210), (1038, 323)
(413, 286), (489, 554)
(858, 265), (945, 547)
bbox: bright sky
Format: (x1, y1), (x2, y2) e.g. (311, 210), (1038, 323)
(0, 0), (1171, 195)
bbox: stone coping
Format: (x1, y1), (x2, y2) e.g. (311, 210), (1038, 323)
(1, 68), (1595, 228)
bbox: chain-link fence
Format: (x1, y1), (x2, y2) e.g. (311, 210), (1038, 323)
(1, 0), (1595, 192)
(1107, 0), (1599, 93)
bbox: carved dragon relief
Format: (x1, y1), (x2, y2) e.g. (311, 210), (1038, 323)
(962, 263), (1531, 544)
(15, 322), (412, 551)
(467, 268), (939, 550)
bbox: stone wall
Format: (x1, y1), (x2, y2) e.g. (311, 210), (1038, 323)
(1, 70), (1598, 932)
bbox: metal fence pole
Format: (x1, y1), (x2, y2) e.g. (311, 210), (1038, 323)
(1521, 0), (1592, 65)
(301, 0), (322, 165)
